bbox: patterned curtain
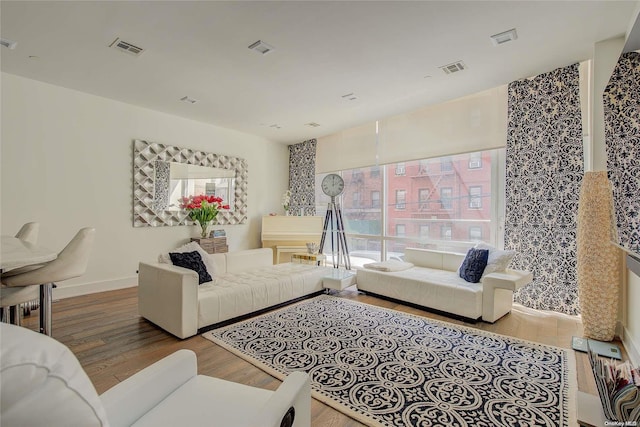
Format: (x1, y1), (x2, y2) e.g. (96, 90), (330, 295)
(505, 63), (583, 315)
(604, 51), (640, 256)
(289, 139), (317, 216)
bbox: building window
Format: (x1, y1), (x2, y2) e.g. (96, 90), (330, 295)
(395, 190), (406, 209)
(441, 157), (453, 172)
(371, 190), (380, 208)
(418, 188), (429, 210)
(469, 186), (482, 209)
(419, 224), (430, 239)
(469, 152), (482, 169)
(352, 169), (364, 181)
(469, 226), (482, 241)
(370, 166), (380, 177)
(441, 225), (452, 240)
(352, 192), (361, 208)
(395, 163), (406, 175)
(418, 160), (429, 174)
(396, 224), (406, 237)
(440, 187), (452, 210)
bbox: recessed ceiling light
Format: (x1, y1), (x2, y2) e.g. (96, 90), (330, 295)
(490, 28), (518, 46)
(248, 40), (275, 55)
(0, 38), (18, 49)
(269, 124), (281, 129)
(180, 96), (198, 104)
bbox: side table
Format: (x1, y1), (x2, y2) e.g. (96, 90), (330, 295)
(323, 269), (356, 292)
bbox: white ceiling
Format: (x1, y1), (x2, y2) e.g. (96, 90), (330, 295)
(1, 1), (638, 145)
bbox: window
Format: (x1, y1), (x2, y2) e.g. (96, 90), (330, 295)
(441, 157), (453, 172)
(469, 226), (482, 241)
(418, 188), (430, 210)
(418, 160), (428, 174)
(395, 190), (406, 209)
(469, 152), (482, 169)
(441, 225), (452, 240)
(440, 187), (452, 210)
(352, 169), (364, 180)
(371, 190), (380, 208)
(315, 149), (499, 262)
(352, 192), (361, 208)
(469, 186), (482, 209)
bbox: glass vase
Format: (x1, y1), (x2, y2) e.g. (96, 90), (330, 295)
(198, 221), (211, 238)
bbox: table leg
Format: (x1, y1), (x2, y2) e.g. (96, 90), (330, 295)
(39, 283), (52, 336)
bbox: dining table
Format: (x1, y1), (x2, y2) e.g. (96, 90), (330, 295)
(1, 235), (58, 335)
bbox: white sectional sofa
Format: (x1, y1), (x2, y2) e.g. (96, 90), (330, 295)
(138, 248), (331, 339)
(356, 248), (532, 323)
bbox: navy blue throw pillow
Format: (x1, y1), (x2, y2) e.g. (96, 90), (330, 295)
(169, 251), (212, 285)
(459, 248), (489, 283)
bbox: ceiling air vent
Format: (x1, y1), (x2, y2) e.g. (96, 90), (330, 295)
(305, 122), (321, 128)
(248, 40), (275, 55)
(490, 28), (518, 46)
(109, 38), (145, 56)
(439, 61), (467, 75)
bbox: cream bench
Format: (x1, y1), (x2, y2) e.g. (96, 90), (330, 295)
(138, 248), (331, 339)
(356, 248), (532, 323)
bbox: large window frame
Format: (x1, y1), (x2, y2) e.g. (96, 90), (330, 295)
(315, 149), (503, 264)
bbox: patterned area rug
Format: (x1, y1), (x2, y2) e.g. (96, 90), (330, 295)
(203, 296), (576, 427)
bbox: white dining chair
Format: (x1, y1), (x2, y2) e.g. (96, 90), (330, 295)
(2, 227), (95, 335)
(14, 222), (39, 245)
(0, 222), (41, 325)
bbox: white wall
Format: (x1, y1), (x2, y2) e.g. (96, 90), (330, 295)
(625, 265), (640, 365)
(1, 73), (289, 297)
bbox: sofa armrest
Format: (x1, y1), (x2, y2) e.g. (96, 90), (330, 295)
(247, 371), (311, 427)
(481, 269), (532, 323)
(100, 350), (197, 427)
(138, 262), (200, 339)
(482, 269), (533, 291)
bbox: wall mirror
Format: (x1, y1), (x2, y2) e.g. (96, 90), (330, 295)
(133, 139), (248, 227)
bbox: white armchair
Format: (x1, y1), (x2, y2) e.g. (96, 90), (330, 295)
(0, 323), (311, 427)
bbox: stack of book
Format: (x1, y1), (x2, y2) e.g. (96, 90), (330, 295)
(191, 229), (228, 254)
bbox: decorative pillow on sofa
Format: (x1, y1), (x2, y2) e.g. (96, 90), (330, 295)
(169, 251), (212, 285)
(159, 241), (216, 277)
(364, 260), (414, 272)
(458, 248), (489, 283)
(474, 242), (516, 276)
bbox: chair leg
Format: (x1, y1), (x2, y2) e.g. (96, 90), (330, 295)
(10, 305), (22, 326)
(39, 283), (53, 336)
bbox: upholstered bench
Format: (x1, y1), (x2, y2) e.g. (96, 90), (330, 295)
(356, 248), (532, 322)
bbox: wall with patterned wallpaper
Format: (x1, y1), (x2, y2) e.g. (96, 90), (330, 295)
(604, 51), (640, 257)
(288, 139), (317, 216)
(505, 64), (584, 316)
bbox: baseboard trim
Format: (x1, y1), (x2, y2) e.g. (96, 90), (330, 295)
(622, 326), (640, 366)
(53, 276), (137, 299)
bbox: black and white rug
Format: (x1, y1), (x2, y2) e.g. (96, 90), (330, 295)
(203, 296), (576, 426)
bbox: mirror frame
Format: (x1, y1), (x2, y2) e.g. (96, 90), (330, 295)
(133, 139), (248, 227)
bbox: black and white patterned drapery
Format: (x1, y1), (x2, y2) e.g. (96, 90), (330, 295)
(604, 51), (640, 256)
(505, 63), (583, 315)
(289, 139), (317, 216)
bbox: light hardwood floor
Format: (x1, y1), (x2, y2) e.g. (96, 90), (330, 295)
(20, 286), (604, 426)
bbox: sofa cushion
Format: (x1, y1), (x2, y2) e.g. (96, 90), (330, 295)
(474, 243), (516, 276)
(169, 251), (212, 285)
(364, 260), (414, 272)
(159, 241), (217, 278)
(459, 248), (489, 283)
